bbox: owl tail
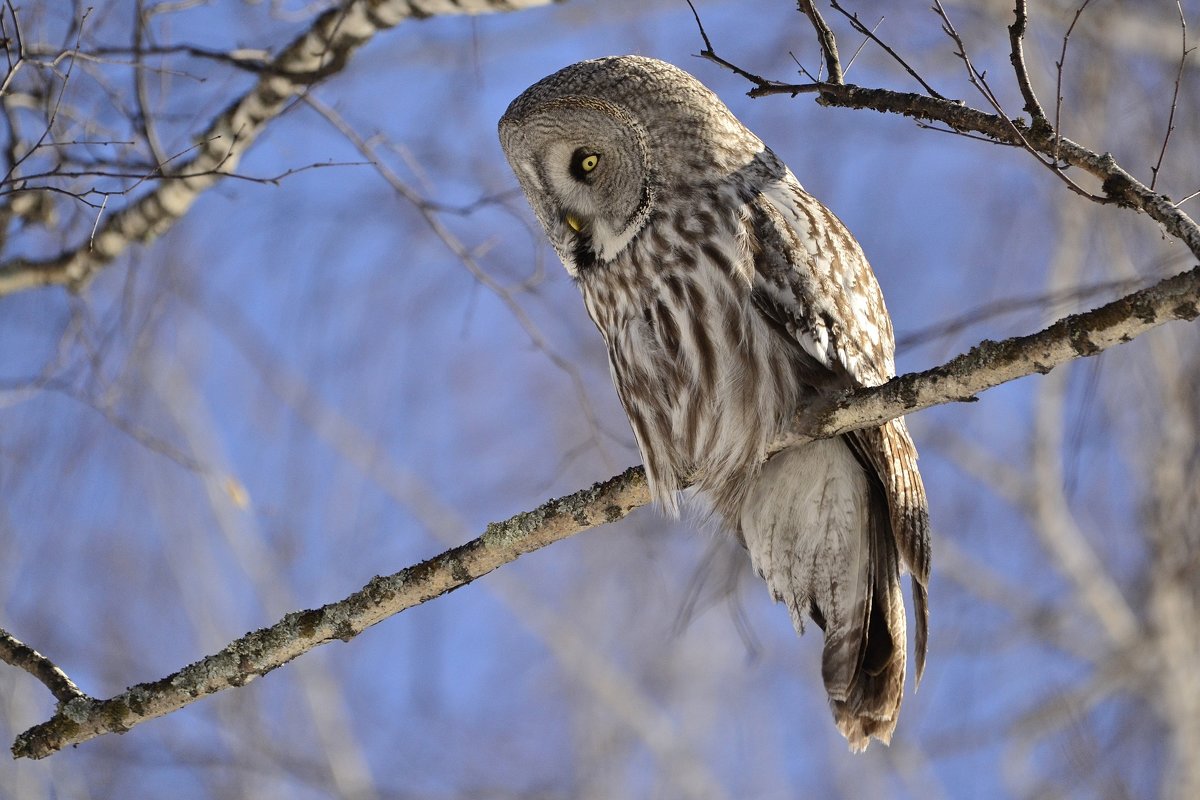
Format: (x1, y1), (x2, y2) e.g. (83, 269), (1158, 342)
(826, 486), (907, 752)
(739, 437), (907, 752)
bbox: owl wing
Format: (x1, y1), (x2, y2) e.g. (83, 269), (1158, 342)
(747, 175), (930, 683)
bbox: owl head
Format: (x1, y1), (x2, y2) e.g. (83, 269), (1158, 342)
(498, 55), (764, 275)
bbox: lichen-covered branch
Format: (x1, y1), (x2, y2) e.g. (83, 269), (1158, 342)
(13, 259), (1199, 759)
(11, 465), (650, 759)
(0, 0), (555, 297)
(0, 627), (88, 707)
(786, 264), (1200, 444)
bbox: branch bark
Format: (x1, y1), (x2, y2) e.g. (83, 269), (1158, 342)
(741, 82), (1200, 261)
(11, 465), (651, 759)
(12, 259), (1199, 759)
(0, 628), (88, 707)
(782, 264), (1200, 445)
(692, 13), (1200, 262)
(0, 0), (555, 297)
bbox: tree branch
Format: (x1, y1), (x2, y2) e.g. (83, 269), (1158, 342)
(1007, 0), (1048, 124)
(1149, 1), (1190, 192)
(692, 5), (1200, 261)
(796, 0), (843, 83)
(709, 78), (1200, 261)
(784, 266), (1200, 445)
(0, 0), (556, 297)
(11, 465), (651, 760)
(12, 257), (1199, 759)
(0, 627), (89, 707)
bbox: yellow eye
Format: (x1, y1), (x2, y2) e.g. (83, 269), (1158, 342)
(566, 214), (582, 232)
(570, 150), (600, 180)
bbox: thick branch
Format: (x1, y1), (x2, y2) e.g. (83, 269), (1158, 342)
(13, 261), (1199, 759)
(787, 264), (1200, 443)
(11, 465), (651, 760)
(0, 0), (555, 297)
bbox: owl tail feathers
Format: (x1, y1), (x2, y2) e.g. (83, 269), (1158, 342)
(740, 439), (910, 753)
(822, 485), (908, 752)
(822, 560), (908, 753)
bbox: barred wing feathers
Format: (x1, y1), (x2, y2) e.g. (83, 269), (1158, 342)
(745, 175), (931, 745)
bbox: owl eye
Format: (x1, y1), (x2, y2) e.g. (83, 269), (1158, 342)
(569, 149), (601, 181)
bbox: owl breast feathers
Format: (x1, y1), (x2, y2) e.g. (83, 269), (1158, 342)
(499, 55), (930, 752)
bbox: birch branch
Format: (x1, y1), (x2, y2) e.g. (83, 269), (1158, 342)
(0, 0), (555, 297)
(782, 264), (1200, 445)
(11, 259), (1199, 759)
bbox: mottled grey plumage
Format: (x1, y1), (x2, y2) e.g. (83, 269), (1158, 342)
(499, 55), (930, 751)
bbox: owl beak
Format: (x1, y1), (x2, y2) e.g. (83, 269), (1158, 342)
(565, 213), (582, 232)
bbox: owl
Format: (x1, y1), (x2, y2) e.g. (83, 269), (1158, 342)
(499, 56), (929, 751)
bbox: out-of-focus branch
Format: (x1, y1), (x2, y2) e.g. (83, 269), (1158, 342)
(12, 256), (1200, 759)
(183, 287), (727, 799)
(0, 0), (555, 297)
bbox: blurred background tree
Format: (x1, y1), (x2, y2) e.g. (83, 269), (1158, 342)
(0, 1), (1197, 797)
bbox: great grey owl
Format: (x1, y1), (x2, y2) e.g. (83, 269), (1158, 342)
(498, 55), (930, 751)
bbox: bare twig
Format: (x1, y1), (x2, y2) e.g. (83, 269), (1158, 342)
(87, 192), (107, 249)
(797, 0), (843, 83)
(1150, 1), (1191, 191)
(3, 155), (369, 193)
(830, 0), (945, 98)
(693, 47), (1200, 259)
(686, 1), (812, 95)
(1175, 188), (1200, 208)
(0, 0), (25, 97)
(912, 120), (1021, 146)
(1, 6), (87, 186)
(841, 16), (881, 76)
(933, 0), (1105, 201)
(1007, 0), (1048, 123)
(0, 627), (89, 706)
(1053, 0), (1093, 165)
